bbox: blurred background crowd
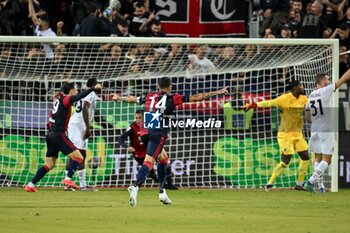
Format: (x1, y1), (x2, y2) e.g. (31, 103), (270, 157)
(0, 0), (350, 99)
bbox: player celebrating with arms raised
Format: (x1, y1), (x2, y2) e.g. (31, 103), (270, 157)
(114, 77), (228, 206)
(25, 82), (102, 192)
(305, 69), (350, 192)
(246, 80), (310, 191)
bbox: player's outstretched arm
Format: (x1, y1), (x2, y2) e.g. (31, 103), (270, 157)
(69, 83), (102, 104)
(112, 94), (137, 103)
(245, 97), (281, 110)
(189, 86), (228, 102)
(335, 68), (350, 90)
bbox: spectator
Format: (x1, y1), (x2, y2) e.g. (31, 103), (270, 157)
(45, 0), (74, 36)
(340, 4), (350, 27)
(53, 44), (66, 64)
(119, 0), (136, 19)
(128, 1), (152, 36)
(72, 0), (89, 36)
(330, 23), (350, 48)
(125, 45), (138, 60)
(298, 0), (330, 38)
(292, 0), (304, 15)
(163, 44), (186, 72)
(103, 44), (131, 77)
(0, 0), (20, 35)
(259, 0), (290, 37)
(28, 0), (56, 59)
(56, 21), (64, 36)
(79, 1), (110, 36)
(278, 24), (292, 38)
(112, 19), (134, 36)
(186, 45), (216, 78)
(215, 46), (236, 69)
(289, 8), (302, 36)
(339, 45), (349, 76)
(138, 43), (151, 59)
(243, 44), (257, 63)
(147, 19), (166, 37)
(322, 1), (341, 32)
(264, 28), (276, 38)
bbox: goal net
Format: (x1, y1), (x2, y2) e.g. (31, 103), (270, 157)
(0, 37), (339, 191)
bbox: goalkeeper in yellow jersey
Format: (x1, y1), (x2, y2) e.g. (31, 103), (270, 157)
(246, 80), (309, 191)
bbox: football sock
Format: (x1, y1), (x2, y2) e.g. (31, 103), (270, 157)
(157, 163), (167, 192)
(296, 159), (309, 186)
(268, 162), (287, 184)
(149, 169), (159, 182)
(134, 162), (152, 187)
(314, 161), (324, 189)
(78, 150), (86, 170)
(32, 165), (50, 185)
(314, 162), (319, 172)
(78, 169), (86, 188)
(66, 160), (80, 179)
(166, 165), (172, 186)
(309, 161), (328, 184)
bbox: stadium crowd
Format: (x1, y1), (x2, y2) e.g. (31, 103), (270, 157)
(0, 0), (349, 100)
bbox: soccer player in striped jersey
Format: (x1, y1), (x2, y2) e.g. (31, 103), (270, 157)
(114, 77), (228, 206)
(65, 78), (99, 191)
(305, 69), (350, 192)
(25, 82), (101, 192)
(246, 80), (310, 191)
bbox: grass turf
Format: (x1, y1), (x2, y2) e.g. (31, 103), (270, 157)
(0, 188), (349, 233)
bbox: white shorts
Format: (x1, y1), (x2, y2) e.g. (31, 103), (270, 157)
(309, 132), (335, 155)
(68, 123), (88, 150)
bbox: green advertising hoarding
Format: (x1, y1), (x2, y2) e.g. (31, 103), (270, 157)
(212, 136), (307, 188)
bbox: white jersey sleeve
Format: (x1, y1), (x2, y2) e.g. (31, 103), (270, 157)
(69, 91), (98, 124)
(323, 82), (336, 98)
(84, 92), (95, 104)
(84, 92), (98, 123)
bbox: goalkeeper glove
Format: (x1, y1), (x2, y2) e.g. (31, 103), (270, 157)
(244, 102), (257, 111)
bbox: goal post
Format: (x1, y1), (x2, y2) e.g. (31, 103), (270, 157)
(0, 36), (339, 191)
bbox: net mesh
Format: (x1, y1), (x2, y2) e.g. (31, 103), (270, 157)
(0, 38), (336, 189)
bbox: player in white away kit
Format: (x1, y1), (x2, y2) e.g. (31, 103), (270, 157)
(66, 78), (99, 191)
(305, 69), (350, 192)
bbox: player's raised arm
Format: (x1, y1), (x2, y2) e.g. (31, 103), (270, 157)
(188, 86), (228, 102)
(335, 68), (350, 90)
(245, 97), (281, 111)
(68, 83), (102, 104)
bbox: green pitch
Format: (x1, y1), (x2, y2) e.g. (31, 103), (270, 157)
(1, 188), (350, 233)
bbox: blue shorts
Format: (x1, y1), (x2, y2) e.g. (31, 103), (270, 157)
(142, 133), (166, 159)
